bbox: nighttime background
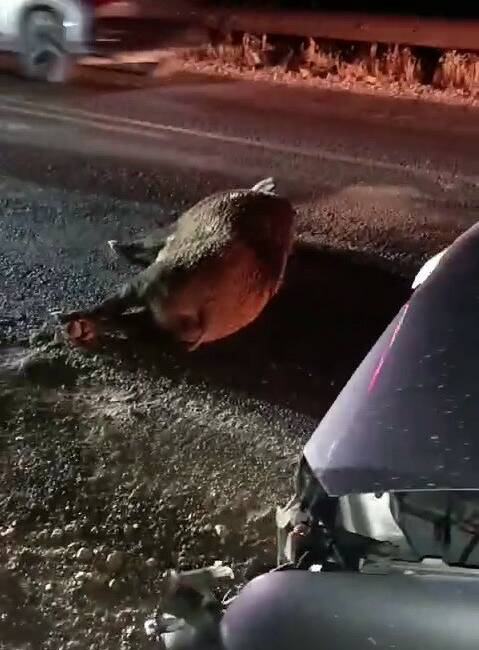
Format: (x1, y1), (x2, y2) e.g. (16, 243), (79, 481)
(197, 0), (479, 19)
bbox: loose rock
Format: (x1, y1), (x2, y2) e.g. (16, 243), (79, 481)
(50, 528), (63, 543)
(145, 557), (158, 569)
(76, 547), (93, 562)
(106, 551), (125, 573)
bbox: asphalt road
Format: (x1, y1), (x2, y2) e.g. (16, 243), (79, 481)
(0, 65), (478, 648)
(1, 65), (479, 332)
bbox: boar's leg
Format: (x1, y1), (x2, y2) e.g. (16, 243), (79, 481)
(54, 286), (139, 324)
(53, 265), (158, 324)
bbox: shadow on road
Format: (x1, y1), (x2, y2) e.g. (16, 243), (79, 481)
(0, 61), (242, 98)
(0, 66), (147, 95)
(97, 243), (411, 421)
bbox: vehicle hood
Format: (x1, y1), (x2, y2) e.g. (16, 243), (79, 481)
(304, 221), (479, 496)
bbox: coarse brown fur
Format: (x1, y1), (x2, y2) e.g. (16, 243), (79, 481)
(57, 178), (296, 350)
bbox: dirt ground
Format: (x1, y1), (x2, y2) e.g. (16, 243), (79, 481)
(0, 240), (409, 649)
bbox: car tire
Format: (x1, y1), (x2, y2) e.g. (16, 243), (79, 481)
(20, 9), (73, 83)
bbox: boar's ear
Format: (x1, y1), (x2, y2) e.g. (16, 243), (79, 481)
(250, 177), (276, 195)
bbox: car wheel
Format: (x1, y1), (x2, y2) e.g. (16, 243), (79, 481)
(20, 9), (73, 83)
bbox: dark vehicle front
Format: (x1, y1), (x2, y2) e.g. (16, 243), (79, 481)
(217, 223), (479, 650)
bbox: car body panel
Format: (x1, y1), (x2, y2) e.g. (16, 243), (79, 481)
(221, 569), (479, 650)
(0, 0), (132, 55)
(0, 0), (92, 53)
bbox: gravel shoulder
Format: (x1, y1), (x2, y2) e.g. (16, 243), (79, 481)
(0, 165), (409, 648)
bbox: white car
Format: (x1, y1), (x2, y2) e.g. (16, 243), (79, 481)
(0, 0), (124, 82)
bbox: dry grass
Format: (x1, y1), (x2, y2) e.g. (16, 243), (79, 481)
(435, 51), (479, 90)
(181, 33), (479, 97)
